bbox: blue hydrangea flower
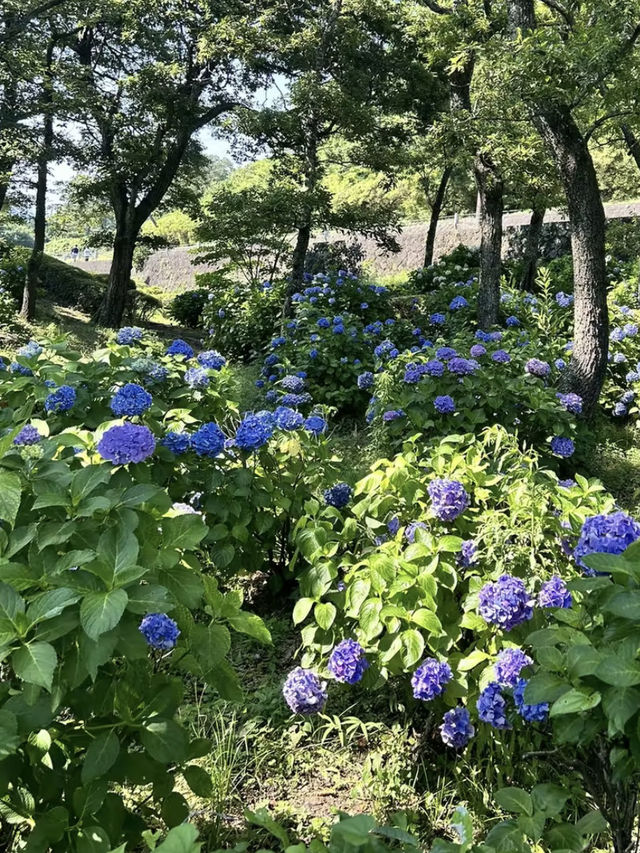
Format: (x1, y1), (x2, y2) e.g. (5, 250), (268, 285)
(411, 658), (452, 700)
(494, 648), (532, 687)
(357, 371), (374, 390)
(198, 350), (226, 370)
(458, 539), (477, 567)
(166, 339), (194, 358)
(574, 511), (640, 572)
(139, 613), (180, 649)
(555, 292), (573, 308)
(10, 362), (33, 376)
(434, 395), (455, 414)
(328, 639), (369, 684)
(622, 390), (635, 405)
(506, 316), (520, 327)
(13, 424), (41, 446)
(492, 350), (511, 363)
(556, 393), (582, 414)
(429, 313), (446, 325)
(477, 682), (511, 729)
(317, 317), (330, 328)
(614, 402), (628, 417)
(427, 479), (469, 521)
(383, 409), (405, 422)
(116, 326), (143, 345)
(44, 385), (76, 413)
(470, 344), (486, 358)
(613, 352), (627, 364)
(18, 340), (42, 357)
(323, 482), (353, 508)
(264, 353), (280, 367)
(627, 371), (640, 384)
(513, 678), (549, 722)
(449, 296), (468, 310)
(110, 383), (152, 417)
(161, 431), (191, 454)
(525, 358), (551, 377)
(309, 348), (319, 359)
(558, 478), (576, 489)
(374, 340), (396, 359)
(436, 347), (457, 361)
(273, 406), (304, 431)
(185, 367), (210, 389)
(283, 667), (327, 714)
(304, 415), (327, 435)
(538, 576), (572, 608)
(448, 357), (479, 376)
(423, 359), (445, 376)
(235, 414), (273, 451)
(387, 516), (400, 536)
(191, 422), (225, 457)
(281, 392), (312, 407)
(404, 363), (424, 383)
(97, 423), (155, 464)
(555, 358), (566, 370)
(147, 363), (169, 384)
(405, 521), (427, 544)
(280, 375), (305, 394)
(478, 575), (533, 631)
(440, 706), (474, 748)
(550, 436), (575, 458)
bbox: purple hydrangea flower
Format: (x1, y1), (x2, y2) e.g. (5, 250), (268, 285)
(197, 350), (226, 370)
(191, 422), (225, 457)
(13, 424), (41, 446)
(558, 478), (576, 489)
(538, 576), (572, 608)
(387, 516), (400, 536)
(116, 326), (143, 345)
(449, 296), (468, 310)
(470, 344), (486, 358)
(440, 706), (474, 748)
(506, 316), (520, 327)
(555, 358), (566, 370)
(478, 575), (533, 631)
(427, 478), (469, 521)
(281, 375), (305, 393)
(458, 539), (477, 567)
(492, 350), (511, 364)
(423, 360), (445, 376)
(448, 357), (479, 376)
(166, 339), (194, 358)
(383, 409), (405, 422)
(139, 613), (180, 649)
(614, 402), (628, 417)
(550, 436), (575, 458)
(323, 482), (353, 509)
(18, 340), (42, 357)
(436, 347), (457, 361)
(405, 521), (427, 543)
(404, 363), (425, 383)
(430, 313), (446, 325)
(97, 423), (155, 464)
(10, 362), (33, 376)
(525, 358), (551, 378)
(574, 511), (640, 572)
(556, 393), (582, 415)
(555, 292), (573, 308)
(513, 678), (549, 722)
(477, 682), (511, 729)
(494, 648), (532, 687)
(357, 371), (374, 390)
(328, 639), (369, 684)
(434, 395), (455, 414)
(274, 406), (304, 431)
(44, 384), (76, 413)
(411, 658), (452, 700)
(110, 383), (152, 417)
(613, 352), (627, 364)
(283, 667), (327, 714)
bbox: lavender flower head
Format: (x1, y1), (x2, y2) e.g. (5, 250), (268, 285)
(476, 682), (511, 729)
(574, 511), (640, 572)
(434, 395), (455, 414)
(525, 358), (551, 378)
(411, 658), (452, 700)
(550, 436), (575, 458)
(44, 385), (76, 413)
(538, 576), (572, 608)
(166, 339), (194, 358)
(513, 678), (549, 722)
(13, 424), (41, 446)
(494, 648), (532, 687)
(324, 482), (353, 509)
(440, 706), (474, 748)
(478, 574), (533, 631)
(110, 383), (152, 417)
(328, 639), (369, 684)
(139, 613), (180, 649)
(97, 423), (155, 464)
(427, 478), (469, 522)
(283, 667), (327, 714)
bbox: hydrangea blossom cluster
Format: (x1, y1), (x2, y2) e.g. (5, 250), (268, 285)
(494, 648), (532, 687)
(411, 658), (452, 700)
(283, 667), (328, 714)
(281, 375), (305, 393)
(10, 362), (33, 376)
(458, 539), (477, 567)
(235, 414), (273, 451)
(274, 406), (304, 430)
(116, 326), (143, 345)
(525, 358), (551, 378)
(190, 422), (225, 457)
(470, 344), (486, 358)
(506, 316), (520, 327)
(161, 431), (191, 454)
(405, 521), (427, 543)
(13, 424), (41, 446)
(550, 436), (575, 458)
(357, 371), (374, 390)
(538, 576), (572, 608)
(449, 296), (468, 310)
(197, 350), (226, 370)
(97, 423), (155, 464)
(513, 678), (549, 722)
(427, 478), (469, 521)
(430, 313), (446, 325)
(304, 415), (327, 435)
(184, 367), (210, 389)
(573, 511), (640, 571)
(434, 395), (455, 414)
(166, 339), (194, 358)
(383, 409), (405, 422)
(476, 683), (511, 729)
(44, 384), (76, 413)
(327, 639), (369, 684)
(492, 350), (511, 363)
(139, 613), (180, 649)
(440, 707), (474, 748)
(478, 574), (533, 631)
(556, 393), (582, 414)
(18, 340), (43, 357)
(555, 291), (573, 308)
(110, 383), (153, 417)
(323, 482), (353, 508)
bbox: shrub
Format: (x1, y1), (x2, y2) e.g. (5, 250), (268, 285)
(407, 245), (479, 295)
(169, 288), (208, 327)
(0, 282), (18, 328)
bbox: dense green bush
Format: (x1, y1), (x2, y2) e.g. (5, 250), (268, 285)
(406, 245), (479, 295)
(169, 288), (208, 328)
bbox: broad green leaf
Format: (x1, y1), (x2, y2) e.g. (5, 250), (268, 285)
(0, 471), (21, 528)
(12, 642), (57, 690)
(411, 608), (442, 634)
(293, 597), (314, 625)
(494, 787), (533, 816)
(550, 688), (601, 717)
(183, 764), (213, 798)
(595, 655), (640, 687)
(80, 589), (128, 640)
(154, 824), (202, 853)
(602, 686), (640, 733)
(603, 591), (640, 621)
(0, 582), (25, 622)
(401, 628), (425, 667)
(141, 719), (188, 764)
(225, 611), (271, 644)
(314, 602), (336, 631)
(81, 731), (120, 784)
(98, 529), (138, 578)
(126, 584), (171, 615)
(70, 466), (110, 504)
(523, 672), (569, 704)
(0, 710), (20, 758)
(531, 783), (570, 816)
(28, 589), (80, 626)
(162, 514), (207, 550)
(192, 623), (231, 669)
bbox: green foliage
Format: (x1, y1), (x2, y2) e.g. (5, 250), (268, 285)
(407, 246), (479, 295)
(169, 289), (208, 328)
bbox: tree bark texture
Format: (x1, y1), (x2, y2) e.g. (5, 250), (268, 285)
(519, 204), (545, 291)
(474, 154), (504, 329)
(424, 165), (453, 267)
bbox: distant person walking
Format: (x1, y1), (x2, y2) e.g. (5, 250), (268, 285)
(70, 245), (79, 262)
(83, 247), (91, 262)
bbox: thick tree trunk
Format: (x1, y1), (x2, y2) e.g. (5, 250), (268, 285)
(0, 159), (13, 211)
(96, 227), (135, 327)
(519, 204), (545, 291)
(22, 41), (54, 321)
(424, 165), (453, 267)
(474, 154), (504, 329)
(290, 221), (311, 293)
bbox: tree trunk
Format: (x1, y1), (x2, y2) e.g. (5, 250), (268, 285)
(290, 221), (311, 293)
(519, 204), (545, 291)
(507, 0), (608, 413)
(424, 165), (453, 267)
(96, 227), (135, 327)
(22, 41), (54, 321)
(474, 154), (504, 329)
(0, 159), (14, 211)
(620, 122), (640, 172)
